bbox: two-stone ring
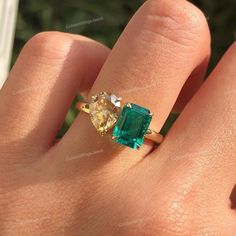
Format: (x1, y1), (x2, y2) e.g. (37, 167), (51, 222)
(76, 92), (163, 150)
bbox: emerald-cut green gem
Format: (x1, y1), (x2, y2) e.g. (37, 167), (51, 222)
(112, 103), (152, 149)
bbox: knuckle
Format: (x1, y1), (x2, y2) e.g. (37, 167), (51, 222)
(23, 31), (73, 63)
(141, 0), (209, 48)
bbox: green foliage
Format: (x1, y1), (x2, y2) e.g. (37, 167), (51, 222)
(14, 0), (143, 61)
(193, 0), (236, 70)
(13, 0), (236, 136)
(14, 0), (236, 66)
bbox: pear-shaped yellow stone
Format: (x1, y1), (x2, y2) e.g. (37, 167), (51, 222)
(89, 92), (121, 135)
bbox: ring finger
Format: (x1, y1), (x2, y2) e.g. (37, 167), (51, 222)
(61, 0), (210, 159)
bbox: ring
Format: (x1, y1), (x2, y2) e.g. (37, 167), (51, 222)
(76, 92), (163, 149)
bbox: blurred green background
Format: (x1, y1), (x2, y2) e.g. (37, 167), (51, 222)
(13, 0), (236, 136)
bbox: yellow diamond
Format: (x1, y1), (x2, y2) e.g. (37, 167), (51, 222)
(89, 92), (121, 135)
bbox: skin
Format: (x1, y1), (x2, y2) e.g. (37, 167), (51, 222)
(0, 0), (235, 235)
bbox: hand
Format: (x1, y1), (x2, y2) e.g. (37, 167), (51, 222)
(0, 0), (235, 235)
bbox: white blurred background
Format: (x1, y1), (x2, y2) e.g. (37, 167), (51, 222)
(0, 0), (18, 88)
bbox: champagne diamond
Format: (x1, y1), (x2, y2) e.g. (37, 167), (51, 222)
(89, 92), (121, 135)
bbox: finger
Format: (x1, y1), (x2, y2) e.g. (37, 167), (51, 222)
(62, 0), (210, 157)
(154, 42), (236, 209)
(0, 32), (109, 153)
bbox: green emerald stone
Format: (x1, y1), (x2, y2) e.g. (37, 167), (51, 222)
(112, 103), (152, 149)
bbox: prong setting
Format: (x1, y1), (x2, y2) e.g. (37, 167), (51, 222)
(116, 97), (122, 103)
(91, 95), (98, 101)
(146, 129), (152, 135)
(126, 103), (132, 108)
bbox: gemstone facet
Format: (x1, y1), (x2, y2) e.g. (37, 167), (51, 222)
(112, 103), (152, 149)
(89, 92), (121, 135)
